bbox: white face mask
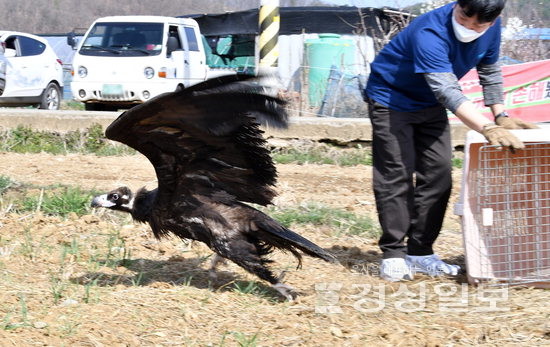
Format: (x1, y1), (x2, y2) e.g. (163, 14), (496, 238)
(451, 13), (488, 43)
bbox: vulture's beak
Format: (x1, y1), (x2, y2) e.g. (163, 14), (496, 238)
(91, 194), (115, 208)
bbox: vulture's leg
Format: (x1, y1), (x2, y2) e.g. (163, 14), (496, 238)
(219, 241), (298, 301)
(208, 254), (227, 281)
(272, 283), (297, 301)
(270, 271), (297, 301)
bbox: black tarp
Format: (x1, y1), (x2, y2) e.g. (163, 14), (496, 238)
(183, 6), (401, 36)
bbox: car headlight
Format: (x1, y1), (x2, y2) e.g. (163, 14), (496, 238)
(78, 66), (88, 78)
(144, 67), (154, 79)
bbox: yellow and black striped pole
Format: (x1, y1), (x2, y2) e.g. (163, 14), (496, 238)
(258, 0), (280, 68)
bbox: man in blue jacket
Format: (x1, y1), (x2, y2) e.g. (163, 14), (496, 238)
(364, 0), (538, 281)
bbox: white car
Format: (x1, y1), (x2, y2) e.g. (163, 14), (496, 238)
(0, 54), (5, 96)
(0, 31), (64, 110)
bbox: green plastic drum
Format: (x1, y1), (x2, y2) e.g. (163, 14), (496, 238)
(305, 33), (355, 107)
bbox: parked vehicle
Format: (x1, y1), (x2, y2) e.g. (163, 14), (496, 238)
(0, 31), (64, 110)
(68, 16), (232, 111)
(0, 50), (5, 96)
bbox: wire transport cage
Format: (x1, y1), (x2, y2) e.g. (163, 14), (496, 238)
(456, 127), (550, 288)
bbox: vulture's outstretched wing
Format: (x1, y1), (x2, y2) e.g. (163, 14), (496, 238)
(105, 74), (288, 206)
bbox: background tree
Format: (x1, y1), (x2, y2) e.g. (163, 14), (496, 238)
(414, 0), (548, 62)
(500, 1), (549, 62)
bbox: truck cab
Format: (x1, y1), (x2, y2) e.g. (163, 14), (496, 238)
(69, 16), (208, 111)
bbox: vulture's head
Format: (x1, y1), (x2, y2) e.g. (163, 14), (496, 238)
(91, 186), (133, 212)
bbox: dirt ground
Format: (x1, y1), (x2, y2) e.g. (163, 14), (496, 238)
(0, 152), (549, 346)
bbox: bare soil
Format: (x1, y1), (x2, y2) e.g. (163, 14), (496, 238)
(0, 152), (548, 346)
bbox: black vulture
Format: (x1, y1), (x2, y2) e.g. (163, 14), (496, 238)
(91, 74), (337, 300)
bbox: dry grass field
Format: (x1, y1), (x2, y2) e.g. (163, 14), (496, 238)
(0, 152), (549, 346)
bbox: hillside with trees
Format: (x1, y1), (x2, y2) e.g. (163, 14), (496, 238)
(3, 0), (548, 36)
(4, 0), (550, 34)
(2, 0), (547, 61)
(2, 0), (327, 34)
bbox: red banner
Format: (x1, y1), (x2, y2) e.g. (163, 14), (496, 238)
(454, 59), (550, 122)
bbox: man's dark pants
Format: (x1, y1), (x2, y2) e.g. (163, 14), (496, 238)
(368, 100), (453, 259)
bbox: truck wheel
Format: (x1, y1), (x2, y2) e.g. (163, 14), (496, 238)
(39, 83), (61, 110)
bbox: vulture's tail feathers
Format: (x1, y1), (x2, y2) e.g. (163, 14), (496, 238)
(255, 218), (339, 268)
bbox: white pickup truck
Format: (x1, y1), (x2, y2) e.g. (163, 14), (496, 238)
(68, 15), (232, 111)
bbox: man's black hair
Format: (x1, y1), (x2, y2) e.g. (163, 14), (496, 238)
(456, 0), (506, 23)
